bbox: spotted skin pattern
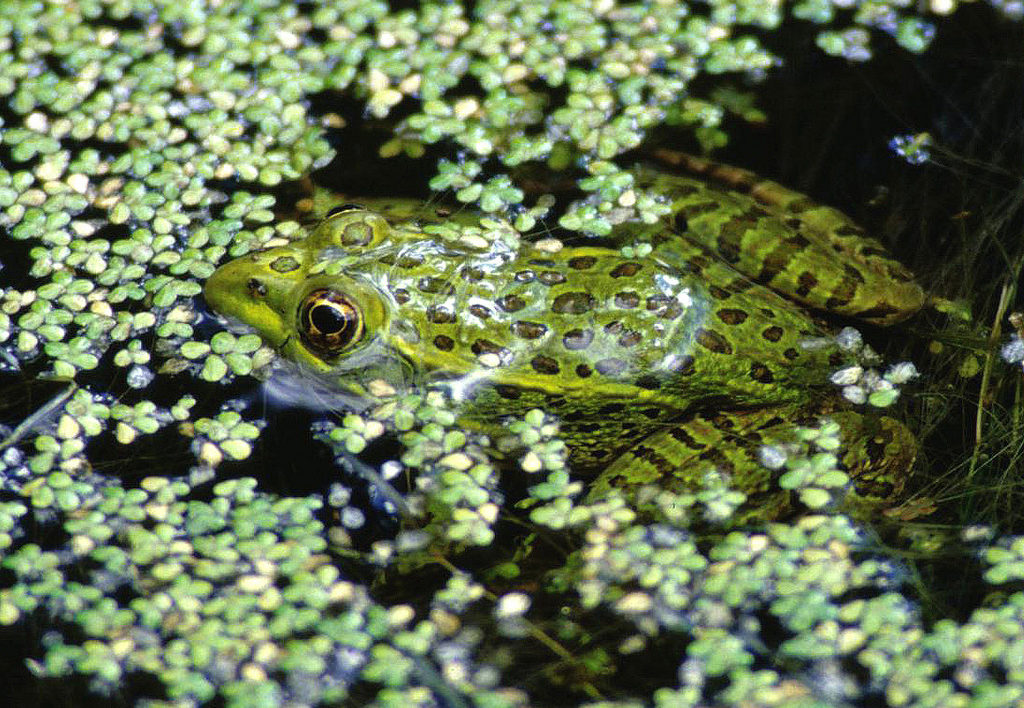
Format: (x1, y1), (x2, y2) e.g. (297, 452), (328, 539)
(204, 158), (923, 514)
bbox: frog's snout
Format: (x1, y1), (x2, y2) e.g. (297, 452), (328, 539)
(203, 254), (267, 324)
(203, 259), (243, 317)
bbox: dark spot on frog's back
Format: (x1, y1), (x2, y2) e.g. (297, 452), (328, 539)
(394, 253), (425, 268)
(696, 328), (733, 355)
(646, 294), (682, 319)
(472, 339), (507, 357)
(669, 354), (695, 375)
(568, 256), (597, 270)
(617, 329), (642, 348)
(537, 270), (567, 286)
(796, 271), (818, 297)
(716, 308), (748, 325)
(417, 276), (453, 295)
(495, 384), (522, 400)
(610, 262), (642, 278)
(749, 362), (774, 383)
(497, 294), (527, 313)
(460, 266), (486, 282)
(614, 291), (640, 309)
(761, 325), (784, 342)
(531, 355), (560, 375)
(512, 321), (548, 339)
(551, 292), (596, 315)
(595, 358), (628, 376)
(562, 329), (593, 350)
(270, 256), (300, 273)
(433, 335), (454, 351)
(426, 305), (455, 323)
(469, 303), (492, 319)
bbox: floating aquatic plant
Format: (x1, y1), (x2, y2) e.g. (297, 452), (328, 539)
(0, 0), (1022, 704)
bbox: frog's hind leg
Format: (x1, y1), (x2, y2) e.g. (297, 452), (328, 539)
(643, 149), (925, 325)
(589, 407), (915, 522)
(589, 408), (803, 521)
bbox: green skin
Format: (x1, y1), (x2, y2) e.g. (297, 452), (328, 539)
(204, 155), (923, 514)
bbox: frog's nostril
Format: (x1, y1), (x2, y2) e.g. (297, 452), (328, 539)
(246, 277), (268, 298)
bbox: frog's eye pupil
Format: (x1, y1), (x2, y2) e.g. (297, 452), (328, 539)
(310, 303), (345, 334)
(326, 203), (364, 218)
(299, 289), (362, 356)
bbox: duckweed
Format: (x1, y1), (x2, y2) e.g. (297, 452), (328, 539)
(0, 0), (1022, 704)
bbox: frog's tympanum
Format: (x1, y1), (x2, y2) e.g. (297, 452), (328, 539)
(204, 155), (923, 516)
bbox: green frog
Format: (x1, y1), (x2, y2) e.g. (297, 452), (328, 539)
(203, 154), (923, 516)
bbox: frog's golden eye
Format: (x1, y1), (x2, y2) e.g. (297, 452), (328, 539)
(298, 288), (362, 355)
(326, 203), (365, 218)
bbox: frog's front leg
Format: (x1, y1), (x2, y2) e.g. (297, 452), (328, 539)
(642, 150), (925, 326)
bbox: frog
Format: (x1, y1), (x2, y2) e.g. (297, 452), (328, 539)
(203, 152), (924, 517)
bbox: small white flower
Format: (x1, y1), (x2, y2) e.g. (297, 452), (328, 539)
(758, 445), (788, 470)
(870, 378), (896, 394)
(860, 369), (883, 390)
(1001, 336), (1024, 364)
(885, 361), (919, 384)
(381, 460), (403, 480)
(835, 326), (863, 351)
(800, 337), (835, 351)
(830, 366), (863, 386)
(842, 385), (867, 404)
(496, 592), (531, 618)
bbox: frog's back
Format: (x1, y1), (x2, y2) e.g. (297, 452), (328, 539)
(333, 218), (842, 465)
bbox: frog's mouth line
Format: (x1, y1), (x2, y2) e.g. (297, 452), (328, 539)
(277, 332), (333, 370)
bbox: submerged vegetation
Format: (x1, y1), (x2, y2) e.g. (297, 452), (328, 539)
(0, 0), (1023, 705)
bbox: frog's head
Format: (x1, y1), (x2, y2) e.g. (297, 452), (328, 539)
(204, 206), (416, 404)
